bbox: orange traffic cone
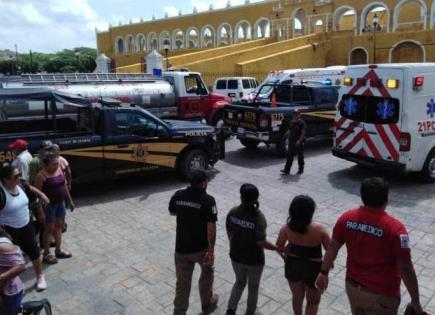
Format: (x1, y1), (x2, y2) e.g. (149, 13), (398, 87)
(271, 92), (277, 107)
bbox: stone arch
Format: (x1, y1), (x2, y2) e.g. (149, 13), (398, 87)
(172, 29), (185, 49)
(217, 23), (232, 46)
(360, 2), (390, 33)
(115, 36), (124, 54)
(393, 0), (427, 31)
(253, 17), (271, 39)
(159, 31), (171, 50)
(389, 40), (425, 62)
(124, 34), (134, 53)
(291, 7), (307, 37)
(135, 33), (146, 52)
(349, 47), (369, 64)
(333, 5), (357, 33)
(312, 18), (326, 33)
(201, 25), (215, 48)
(234, 20), (252, 43)
(186, 27), (199, 48)
(147, 32), (158, 51)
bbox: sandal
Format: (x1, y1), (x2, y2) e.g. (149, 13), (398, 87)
(55, 250), (72, 259)
(43, 253), (58, 264)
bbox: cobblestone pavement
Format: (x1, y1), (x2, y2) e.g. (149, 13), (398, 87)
(21, 139), (435, 315)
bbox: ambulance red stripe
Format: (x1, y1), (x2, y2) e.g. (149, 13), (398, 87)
(363, 131), (382, 160)
(343, 128), (364, 152)
(336, 121), (359, 145)
(375, 124), (399, 161)
(388, 124), (401, 141)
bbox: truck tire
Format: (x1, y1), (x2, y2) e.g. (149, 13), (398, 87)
(180, 149), (208, 179)
(240, 139), (259, 149)
(211, 111), (231, 139)
(420, 149), (435, 182)
(276, 133), (289, 157)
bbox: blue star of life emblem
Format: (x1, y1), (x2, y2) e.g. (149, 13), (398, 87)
(344, 97), (357, 116)
(427, 99), (435, 118)
(377, 99), (394, 120)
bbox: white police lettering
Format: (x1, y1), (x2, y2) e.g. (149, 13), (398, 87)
(230, 216), (255, 229)
(345, 220), (384, 237)
(176, 200), (201, 209)
(400, 234), (410, 248)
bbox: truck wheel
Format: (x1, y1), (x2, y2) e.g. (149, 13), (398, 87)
(180, 149), (208, 179)
(276, 133), (289, 157)
(420, 149), (435, 182)
(211, 111), (231, 139)
(240, 139), (259, 149)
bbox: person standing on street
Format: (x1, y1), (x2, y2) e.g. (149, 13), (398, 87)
(225, 183), (279, 315)
(9, 139), (33, 183)
(276, 195), (330, 315)
(315, 177), (427, 315)
(280, 109), (306, 175)
(169, 170), (219, 315)
(28, 140), (55, 185)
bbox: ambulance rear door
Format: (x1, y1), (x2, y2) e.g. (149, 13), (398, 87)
(335, 66), (404, 164)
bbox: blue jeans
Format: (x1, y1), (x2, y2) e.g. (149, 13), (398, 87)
(1, 290), (23, 315)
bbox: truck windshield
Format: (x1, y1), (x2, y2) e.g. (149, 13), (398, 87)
(339, 94), (400, 124)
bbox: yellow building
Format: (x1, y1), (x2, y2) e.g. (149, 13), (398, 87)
(96, 0), (435, 84)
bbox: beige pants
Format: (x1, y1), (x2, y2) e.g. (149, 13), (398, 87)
(346, 279), (400, 315)
(173, 251), (214, 315)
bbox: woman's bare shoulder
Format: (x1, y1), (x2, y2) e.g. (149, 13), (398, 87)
(0, 242), (17, 253)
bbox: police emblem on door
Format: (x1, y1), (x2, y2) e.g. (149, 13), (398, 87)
(133, 144), (149, 162)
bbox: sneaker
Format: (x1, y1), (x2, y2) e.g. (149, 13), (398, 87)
(202, 293), (219, 314)
(36, 274), (47, 292)
(297, 169), (303, 175)
(280, 169), (289, 175)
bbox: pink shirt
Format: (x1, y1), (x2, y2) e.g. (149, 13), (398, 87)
(0, 237), (24, 296)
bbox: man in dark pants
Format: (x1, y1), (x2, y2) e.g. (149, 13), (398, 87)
(280, 109), (306, 175)
(169, 170), (219, 315)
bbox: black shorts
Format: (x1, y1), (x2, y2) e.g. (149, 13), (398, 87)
(285, 256), (321, 289)
(4, 220), (40, 261)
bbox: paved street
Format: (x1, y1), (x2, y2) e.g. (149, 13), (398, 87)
(22, 138), (435, 315)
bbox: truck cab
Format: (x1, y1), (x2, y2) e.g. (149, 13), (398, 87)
(224, 82), (338, 155)
(163, 71), (232, 127)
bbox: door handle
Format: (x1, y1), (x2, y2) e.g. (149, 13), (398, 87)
(117, 144), (129, 148)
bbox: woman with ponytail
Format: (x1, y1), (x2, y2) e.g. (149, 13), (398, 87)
(276, 195), (330, 315)
(225, 184), (278, 315)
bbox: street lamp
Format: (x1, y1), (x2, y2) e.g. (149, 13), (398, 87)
(372, 13), (382, 64)
(163, 39), (170, 71)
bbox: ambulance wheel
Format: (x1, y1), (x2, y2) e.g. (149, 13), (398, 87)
(240, 139), (259, 149)
(421, 149), (435, 183)
(180, 149), (208, 179)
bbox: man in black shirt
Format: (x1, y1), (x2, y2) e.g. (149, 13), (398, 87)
(169, 170), (219, 315)
(281, 109), (306, 175)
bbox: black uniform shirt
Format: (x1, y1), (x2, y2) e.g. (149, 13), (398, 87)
(169, 187), (217, 254)
(288, 118), (306, 143)
(226, 205), (267, 266)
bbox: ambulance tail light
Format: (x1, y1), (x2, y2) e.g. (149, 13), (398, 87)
(259, 113), (269, 128)
(414, 76), (424, 89)
(399, 132), (411, 151)
(343, 77), (353, 86)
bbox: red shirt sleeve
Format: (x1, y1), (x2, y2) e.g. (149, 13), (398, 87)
(332, 213), (347, 245)
(392, 222), (411, 261)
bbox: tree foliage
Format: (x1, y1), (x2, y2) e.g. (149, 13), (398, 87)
(0, 47), (97, 74)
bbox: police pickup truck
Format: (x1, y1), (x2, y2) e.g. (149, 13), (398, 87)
(224, 83), (339, 155)
(0, 88), (224, 182)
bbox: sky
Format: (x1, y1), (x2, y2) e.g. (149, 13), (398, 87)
(0, 0), (263, 53)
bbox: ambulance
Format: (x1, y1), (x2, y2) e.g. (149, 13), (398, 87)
(332, 63), (435, 182)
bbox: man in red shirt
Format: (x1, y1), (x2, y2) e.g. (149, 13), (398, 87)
(315, 177), (425, 315)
